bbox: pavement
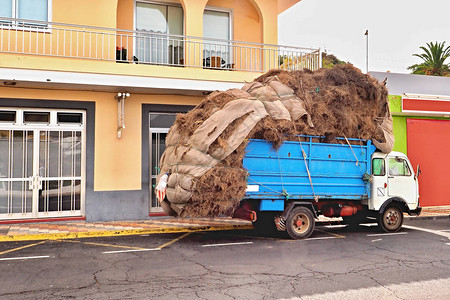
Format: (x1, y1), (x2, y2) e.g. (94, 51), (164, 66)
(0, 206), (448, 242)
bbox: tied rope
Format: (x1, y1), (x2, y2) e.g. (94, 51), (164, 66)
(293, 124), (318, 202)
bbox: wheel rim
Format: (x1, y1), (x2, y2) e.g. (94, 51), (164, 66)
(291, 213), (310, 234)
(383, 207), (400, 230)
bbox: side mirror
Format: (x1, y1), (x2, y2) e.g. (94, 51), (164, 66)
(416, 165), (422, 177)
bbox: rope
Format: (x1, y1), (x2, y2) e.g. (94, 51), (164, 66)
(293, 125), (318, 202)
(344, 136), (373, 186)
(276, 148), (290, 200)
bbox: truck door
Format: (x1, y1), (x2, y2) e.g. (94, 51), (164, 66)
(387, 157), (416, 205)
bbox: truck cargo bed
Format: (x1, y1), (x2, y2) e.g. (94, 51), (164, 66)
(243, 136), (376, 206)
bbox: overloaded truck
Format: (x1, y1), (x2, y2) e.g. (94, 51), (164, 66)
(234, 135), (422, 239)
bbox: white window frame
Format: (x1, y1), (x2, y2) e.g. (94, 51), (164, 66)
(134, 0), (185, 34)
(203, 6), (234, 67)
(203, 6), (233, 41)
(133, 0), (185, 65)
(0, 0), (52, 29)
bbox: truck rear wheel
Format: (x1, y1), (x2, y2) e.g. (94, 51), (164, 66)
(286, 206), (315, 239)
(378, 204), (403, 232)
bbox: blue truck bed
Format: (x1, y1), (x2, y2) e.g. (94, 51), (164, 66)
(243, 136), (376, 210)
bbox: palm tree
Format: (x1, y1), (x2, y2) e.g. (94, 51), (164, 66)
(407, 41), (450, 76)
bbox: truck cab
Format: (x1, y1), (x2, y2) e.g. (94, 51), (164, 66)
(368, 151), (421, 232)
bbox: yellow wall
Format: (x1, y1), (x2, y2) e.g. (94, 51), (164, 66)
(53, 0), (118, 28)
(0, 86), (201, 191)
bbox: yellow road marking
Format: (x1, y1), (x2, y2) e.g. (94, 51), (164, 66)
(0, 241), (46, 256)
(59, 240), (148, 250)
(0, 224), (253, 242)
(157, 232), (191, 249)
(316, 229), (345, 238)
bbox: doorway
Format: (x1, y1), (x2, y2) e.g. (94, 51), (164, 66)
(0, 109), (85, 219)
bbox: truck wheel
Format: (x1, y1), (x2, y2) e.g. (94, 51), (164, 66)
(378, 204), (403, 232)
(286, 206), (315, 239)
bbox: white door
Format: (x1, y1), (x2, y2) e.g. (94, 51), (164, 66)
(387, 157), (416, 205)
(0, 109), (85, 220)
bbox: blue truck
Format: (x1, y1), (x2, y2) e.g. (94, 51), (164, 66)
(234, 136), (422, 239)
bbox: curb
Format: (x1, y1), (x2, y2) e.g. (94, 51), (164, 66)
(405, 215), (450, 221)
(0, 224), (254, 242)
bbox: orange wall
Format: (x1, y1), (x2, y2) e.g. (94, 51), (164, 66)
(53, 0), (118, 28)
(206, 0), (261, 43)
(0, 86), (201, 191)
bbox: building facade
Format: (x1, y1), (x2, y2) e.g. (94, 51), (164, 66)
(371, 72), (450, 207)
(0, 0), (320, 222)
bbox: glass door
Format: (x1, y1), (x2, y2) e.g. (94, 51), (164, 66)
(0, 109), (85, 220)
(203, 9), (232, 68)
(149, 113), (176, 212)
(37, 130), (82, 216)
(0, 130), (34, 217)
(135, 2), (183, 65)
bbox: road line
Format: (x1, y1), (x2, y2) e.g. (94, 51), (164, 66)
(157, 232), (192, 250)
(279, 236), (340, 242)
(403, 225), (450, 239)
(446, 243), (450, 246)
(0, 255), (50, 261)
(372, 239), (382, 242)
(316, 229), (346, 238)
(202, 241), (253, 247)
(60, 239), (149, 250)
(0, 241), (46, 256)
(305, 236), (340, 241)
(103, 248), (161, 254)
(279, 277), (450, 300)
(360, 223), (378, 227)
(366, 232), (408, 237)
(440, 229), (450, 232)
(323, 225), (347, 228)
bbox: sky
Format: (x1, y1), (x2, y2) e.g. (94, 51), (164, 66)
(278, 0), (450, 74)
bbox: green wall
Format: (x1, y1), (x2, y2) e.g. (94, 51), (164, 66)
(389, 95), (407, 154)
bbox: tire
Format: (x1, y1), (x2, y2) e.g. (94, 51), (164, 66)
(378, 204), (403, 232)
(286, 206), (315, 239)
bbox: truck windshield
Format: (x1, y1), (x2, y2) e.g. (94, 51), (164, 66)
(388, 158), (411, 176)
(372, 158), (385, 176)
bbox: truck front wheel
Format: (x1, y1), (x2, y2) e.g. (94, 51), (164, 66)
(286, 206), (315, 239)
(378, 204), (403, 232)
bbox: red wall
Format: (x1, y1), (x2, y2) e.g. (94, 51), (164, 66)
(407, 119), (450, 206)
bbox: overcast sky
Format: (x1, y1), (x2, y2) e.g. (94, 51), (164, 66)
(278, 0), (450, 74)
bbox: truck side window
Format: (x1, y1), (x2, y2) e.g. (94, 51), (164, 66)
(388, 158), (411, 176)
(372, 158), (385, 176)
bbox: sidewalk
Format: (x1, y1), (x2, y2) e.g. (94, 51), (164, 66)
(0, 206), (448, 242)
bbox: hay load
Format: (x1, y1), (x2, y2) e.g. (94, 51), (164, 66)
(156, 64), (393, 218)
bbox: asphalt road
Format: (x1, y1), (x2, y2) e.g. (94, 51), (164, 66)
(0, 218), (449, 300)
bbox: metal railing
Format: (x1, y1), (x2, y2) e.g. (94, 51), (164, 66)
(0, 17), (321, 72)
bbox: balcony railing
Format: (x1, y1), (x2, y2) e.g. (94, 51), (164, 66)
(0, 17), (321, 73)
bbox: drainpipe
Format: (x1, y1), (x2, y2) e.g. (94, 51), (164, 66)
(115, 92), (130, 139)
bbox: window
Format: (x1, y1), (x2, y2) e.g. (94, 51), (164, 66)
(24, 111), (50, 123)
(57, 113), (83, 124)
(203, 9), (232, 68)
(0, 111), (16, 122)
(372, 158), (385, 176)
(135, 2), (184, 65)
(388, 157), (411, 176)
(0, 0), (50, 24)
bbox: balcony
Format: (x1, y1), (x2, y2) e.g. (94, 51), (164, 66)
(0, 18), (321, 91)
